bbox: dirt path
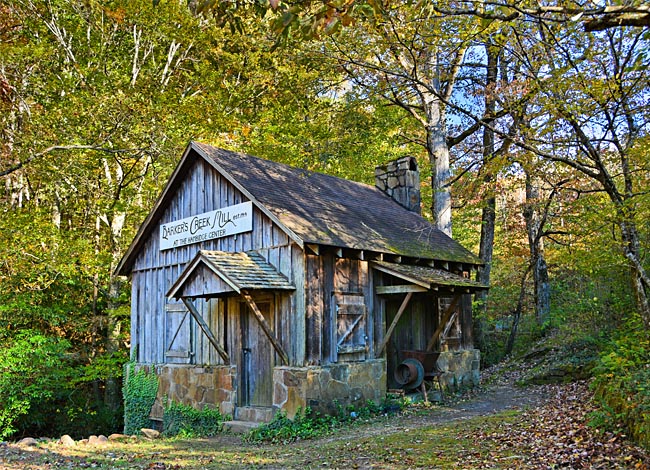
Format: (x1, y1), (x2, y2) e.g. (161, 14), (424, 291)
(311, 369), (549, 445)
(280, 374), (649, 469)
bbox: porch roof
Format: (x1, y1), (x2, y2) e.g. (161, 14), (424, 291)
(372, 261), (488, 293)
(167, 250), (295, 299)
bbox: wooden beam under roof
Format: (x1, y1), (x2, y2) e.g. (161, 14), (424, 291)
(306, 244), (320, 255)
(376, 285), (428, 295)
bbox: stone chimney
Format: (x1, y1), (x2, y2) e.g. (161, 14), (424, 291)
(374, 156), (421, 214)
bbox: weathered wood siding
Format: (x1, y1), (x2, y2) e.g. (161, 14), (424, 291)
(305, 253), (374, 365)
(173, 263), (237, 298)
(130, 158), (304, 366)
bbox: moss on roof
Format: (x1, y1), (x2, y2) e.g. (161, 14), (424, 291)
(196, 143), (480, 265)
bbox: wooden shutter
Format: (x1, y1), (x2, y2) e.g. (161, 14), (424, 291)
(164, 301), (192, 362)
(333, 293), (367, 359)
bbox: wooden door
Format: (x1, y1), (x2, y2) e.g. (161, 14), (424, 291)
(239, 299), (274, 407)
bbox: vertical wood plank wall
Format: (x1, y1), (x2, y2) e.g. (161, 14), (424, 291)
(305, 253), (373, 365)
(130, 158), (303, 366)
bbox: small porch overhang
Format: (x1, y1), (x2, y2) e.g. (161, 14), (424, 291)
(166, 250), (294, 366)
(167, 250), (295, 299)
(371, 261), (488, 358)
(371, 260), (488, 295)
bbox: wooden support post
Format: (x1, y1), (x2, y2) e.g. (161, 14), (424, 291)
(442, 311), (458, 339)
(182, 298), (230, 364)
(426, 294), (461, 352)
(376, 291), (414, 357)
(241, 291), (289, 365)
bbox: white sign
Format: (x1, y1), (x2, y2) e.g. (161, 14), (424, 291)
(159, 201), (253, 251)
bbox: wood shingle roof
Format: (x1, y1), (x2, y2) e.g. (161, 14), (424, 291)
(194, 143), (479, 265)
(117, 141), (480, 276)
(372, 261), (488, 292)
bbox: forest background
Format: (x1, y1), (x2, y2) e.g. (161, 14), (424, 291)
(0, 0), (648, 448)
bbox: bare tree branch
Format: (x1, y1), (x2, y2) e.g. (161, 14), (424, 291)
(0, 145), (148, 177)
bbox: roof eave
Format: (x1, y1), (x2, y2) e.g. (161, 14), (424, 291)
(193, 143), (304, 250)
(115, 142), (198, 277)
(370, 260), (489, 292)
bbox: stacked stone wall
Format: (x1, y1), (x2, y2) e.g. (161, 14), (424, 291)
(273, 359), (387, 418)
(141, 364), (236, 420)
(136, 354), (476, 424)
(437, 349), (481, 391)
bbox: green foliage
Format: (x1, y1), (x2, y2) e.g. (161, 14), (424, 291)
(245, 407), (338, 444)
(162, 401), (225, 437)
(0, 331), (72, 440)
(122, 362), (159, 435)
(2, 0), (414, 439)
(245, 397), (406, 444)
(590, 315), (650, 449)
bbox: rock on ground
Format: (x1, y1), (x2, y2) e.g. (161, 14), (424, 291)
(88, 435), (108, 446)
(60, 435), (75, 447)
(141, 428), (160, 439)
(16, 437), (38, 447)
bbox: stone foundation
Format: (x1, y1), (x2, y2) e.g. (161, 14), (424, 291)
(273, 359), (387, 418)
(135, 354), (476, 424)
(436, 349), (481, 391)
(141, 364), (237, 420)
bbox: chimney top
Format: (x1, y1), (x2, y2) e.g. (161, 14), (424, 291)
(374, 156), (421, 214)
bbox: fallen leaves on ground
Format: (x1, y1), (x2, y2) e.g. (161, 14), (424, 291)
(459, 381), (649, 469)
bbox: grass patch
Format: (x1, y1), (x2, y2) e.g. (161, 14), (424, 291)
(3, 410), (524, 469)
(304, 411), (526, 469)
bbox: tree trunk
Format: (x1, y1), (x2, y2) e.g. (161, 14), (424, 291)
(505, 265), (530, 356)
(101, 158), (129, 412)
(427, 121), (452, 236)
(524, 174), (551, 326)
(474, 40), (500, 351)
(104, 274), (124, 412)
(619, 217), (650, 330)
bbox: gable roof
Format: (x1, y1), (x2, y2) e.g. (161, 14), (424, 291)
(167, 250), (295, 299)
(117, 141), (480, 275)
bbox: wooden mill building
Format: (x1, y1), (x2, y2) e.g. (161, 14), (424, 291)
(116, 141), (487, 425)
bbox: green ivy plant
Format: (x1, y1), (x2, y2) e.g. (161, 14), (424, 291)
(162, 400), (225, 437)
(589, 314), (650, 450)
(246, 397), (407, 444)
(122, 361), (158, 435)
